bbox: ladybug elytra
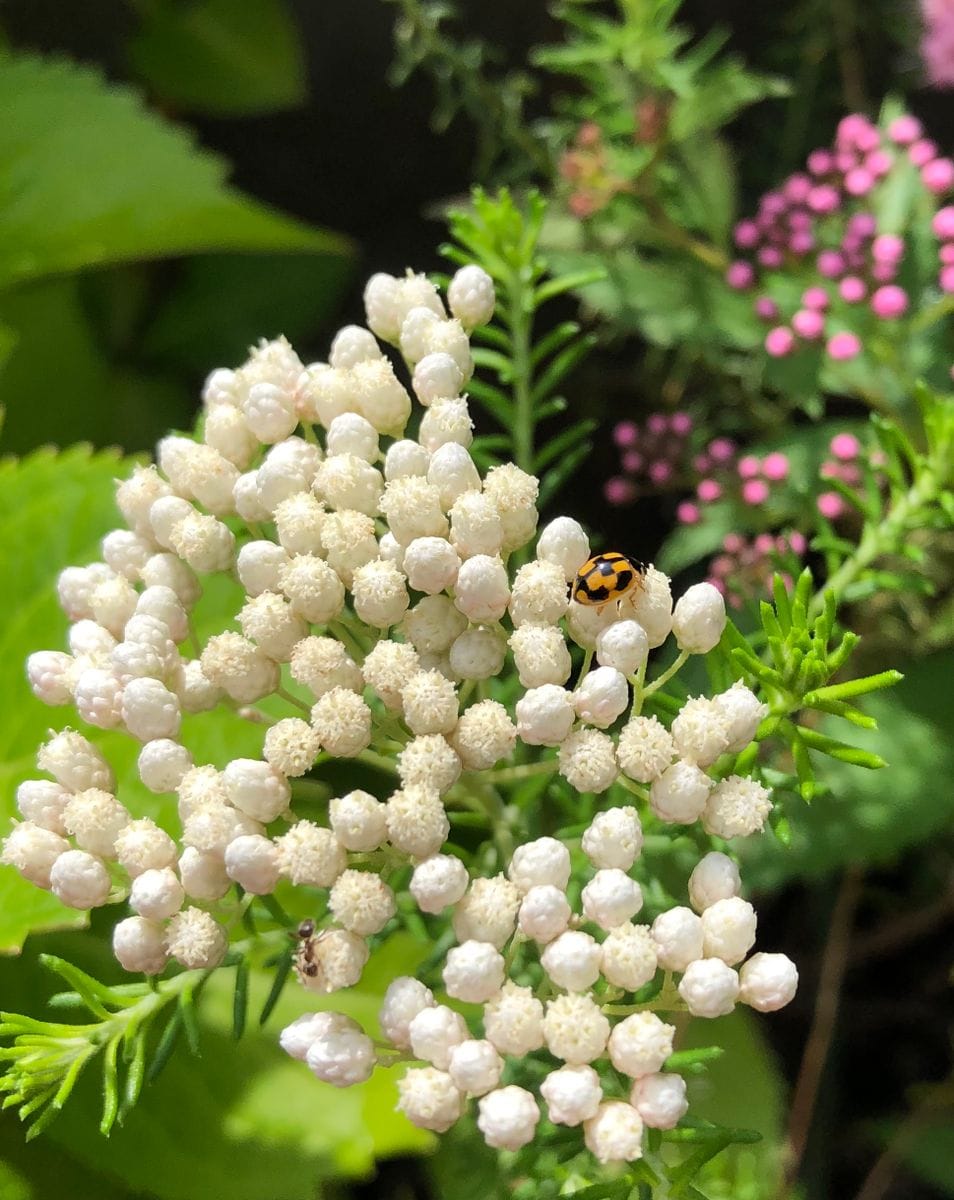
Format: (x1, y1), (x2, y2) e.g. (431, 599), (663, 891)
(573, 552), (646, 609)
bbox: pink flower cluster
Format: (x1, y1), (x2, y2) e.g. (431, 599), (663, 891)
(676, 450), (790, 525)
(816, 431), (887, 521)
(605, 412), (697, 505)
(708, 531), (807, 610)
(727, 112), (954, 364)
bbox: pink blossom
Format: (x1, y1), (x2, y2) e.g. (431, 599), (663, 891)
(872, 233), (904, 263)
(872, 262), (898, 283)
(802, 286), (830, 310)
(817, 491), (845, 519)
(888, 115), (923, 144)
(848, 212), (877, 239)
(647, 413), (667, 436)
(817, 250), (845, 278)
(605, 477), (636, 505)
(710, 555), (734, 577)
(808, 185), (840, 214)
(836, 114), (872, 147)
(839, 276), (867, 303)
(871, 284), (909, 318)
(692, 454), (711, 474)
(755, 297), (780, 321)
(648, 460), (672, 485)
(676, 501), (700, 525)
(742, 479), (770, 505)
(723, 533), (744, 554)
(788, 531), (808, 555)
(613, 421), (638, 447)
(940, 265), (954, 292)
(754, 533), (776, 555)
(765, 326), (795, 356)
(933, 206), (954, 238)
(670, 412), (693, 436)
(830, 432), (861, 460)
(737, 455), (760, 480)
(865, 149), (894, 177)
(784, 173), (812, 203)
(807, 149), (834, 175)
(790, 231), (816, 255)
(922, 158), (954, 193)
(792, 308), (825, 339)
(697, 479), (723, 503)
(708, 437), (736, 464)
(762, 452), (790, 481)
(758, 246), (784, 269)
(734, 220), (760, 248)
(910, 138), (939, 166)
(726, 261), (755, 289)
(622, 451), (643, 473)
(940, 244), (954, 263)
(844, 167), (875, 196)
(827, 331), (862, 361)
(921, 0), (954, 87)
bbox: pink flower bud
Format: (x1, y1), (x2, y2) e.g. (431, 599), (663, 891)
(865, 149), (893, 177)
(847, 212), (877, 239)
(807, 149), (834, 175)
(760, 191), (787, 216)
(613, 421), (638, 448)
(755, 296), (779, 321)
(888, 115), (922, 145)
(622, 450), (643, 473)
(909, 139), (938, 167)
(692, 454), (711, 473)
(940, 266), (954, 293)
(737, 455), (760, 480)
(871, 262), (897, 283)
(722, 534), (744, 554)
(836, 114), (870, 147)
(817, 491), (845, 520)
(839, 275), (867, 303)
(802, 287), (829, 310)
(742, 479), (770, 506)
(940, 244), (954, 264)
(677, 501), (700, 525)
(871, 285), (908, 319)
(933, 208), (954, 239)
(792, 308), (825, 339)
(922, 159), (954, 195)
(734, 220), (760, 249)
(807, 185), (840, 214)
(788, 531), (808, 555)
(854, 125), (881, 154)
(872, 234), (904, 263)
(647, 413), (667, 436)
(789, 211), (812, 231)
(726, 261), (755, 289)
(765, 326), (795, 357)
(827, 332), (862, 361)
(605, 477), (636, 505)
(789, 231), (815, 255)
(830, 432), (860, 461)
(844, 167), (874, 196)
(784, 174), (812, 203)
(758, 246), (784, 269)
(708, 438), (735, 464)
(754, 532), (776, 555)
(697, 479), (722, 503)
(648, 460), (672, 485)
(816, 250), (845, 278)
(762, 452), (790, 482)
(670, 412), (693, 436)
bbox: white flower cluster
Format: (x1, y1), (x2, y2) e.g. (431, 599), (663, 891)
(2, 260), (795, 1164)
(283, 823), (798, 1162)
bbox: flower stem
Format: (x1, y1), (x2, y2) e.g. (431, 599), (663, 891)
(642, 648), (690, 698)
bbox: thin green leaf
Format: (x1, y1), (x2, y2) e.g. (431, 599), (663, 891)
(534, 268), (607, 305)
(233, 958), (250, 1041)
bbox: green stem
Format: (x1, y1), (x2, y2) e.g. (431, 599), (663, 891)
(643, 648), (690, 698)
(508, 266), (535, 476)
(483, 760), (558, 784)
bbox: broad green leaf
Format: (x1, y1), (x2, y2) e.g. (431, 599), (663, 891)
(0, 55), (350, 290)
(128, 0), (307, 117)
(873, 1116), (954, 1196)
(743, 651), (954, 890)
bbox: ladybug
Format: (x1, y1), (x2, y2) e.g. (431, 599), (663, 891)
(573, 552), (646, 610)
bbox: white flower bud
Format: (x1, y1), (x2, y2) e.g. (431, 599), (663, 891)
(1, 823), (69, 888)
(26, 650), (76, 706)
(536, 516), (589, 581)
(688, 851), (742, 913)
(508, 836), (571, 893)
(543, 994), (610, 1065)
(140, 552), (200, 607)
(509, 560), (568, 627)
(426, 441), (480, 506)
(329, 324), (382, 370)
(363, 272), (404, 342)
(351, 358), (412, 434)
(239, 592), (308, 662)
(203, 403), (257, 469)
(650, 760), (712, 825)
(72, 667), (123, 730)
(509, 624), (572, 688)
(448, 1039), (502, 1097)
(38, 729), (114, 793)
(616, 715), (674, 784)
(448, 627), (506, 681)
(69, 619), (118, 661)
(701, 896), (757, 965)
(178, 659), (223, 714)
(582, 869), (643, 930)
(257, 437), (322, 514)
(397, 1067), (463, 1133)
(329, 790), (388, 853)
(380, 476), (448, 544)
(168, 513), (235, 574)
(280, 1011), (359, 1062)
(315, 453), (383, 516)
(50, 849), (111, 909)
(149, 496), (194, 549)
(116, 465), (173, 536)
(386, 786), (449, 859)
(409, 1004), (469, 1069)
(454, 554), (510, 623)
(166, 907), (228, 969)
(712, 681), (768, 751)
(704, 775), (773, 839)
(384, 438), (430, 481)
(63, 788), (129, 856)
(90, 575), (138, 638)
(575, 666), (629, 729)
(671, 696), (731, 768)
(678, 957), (740, 1018)
(477, 1086), (540, 1151)
(631, 1073), (688, 1130)
(412, 351), (463, 406)
(329, 869), (396, 935)
(224, 834), (280, 895)
(223, 759), (290, 822)
(263, 718), (320, 778)
(306, 1028), (376, 1088)
(739, 952), (799, 1012)
(449, 491), (504, 559)
(244, 381), (297, 443)
(620, 566), (672, 648)
(402, 537), (460, 595)
(380, 976), (435, 1049)
(56, 562), (113, 622)
(451, 699), (516, 770)
(16, 781), (71, 835)
(401, 670), (458, 736)
(233, 471), (270, 523)
(601, 922), (658, 991)
(410, 854), (469, 914)
(542, 930), (602, 992)
(273, 494), (325, 558)
(448, 264), (495, 329)
(114, 818), (176, 877)
(176, 765), (227, 817)
(516, 684), (574, 747)
(275, 821), (347, 887)
(443, 940), (506, 1003)
(483, 463), (538, 552)
(136, 585), (189, 644)
(351, 559), (410, 629)
(596, 620), (649, 676)
(652, 906), (704, 971)
(102, 528), (155, 581)
(113, 916), (169, 975)
(584, 1102), (644, 1164)
(182, 802), (262, 856)
(398, 735), (461, 795)
(399, 307), (449, 367)
(311, 688), (373, 757)
(296, 363), (352, 428)
(453, 874), (520, 949)
(608, 1012), (675, 1079)
(672, 582), (726, 654)
(483, 982), (544, 1056)
(541, 1064), (603, 1127)
(178, 846), (230, 900)
(316, 929), (372, 993)
(402, 596), (467, 655)
(290, 636), (362, 700)
(582, 806), (643, 870)
(518, 884), (571, 943)
(277, 554), (346, 624)
(566, 599), (617, 650)
(130, 866), (185, 921)
(201, 633), (280, 704)
(121, 677), (181, 742)
(559, 728), (619, 793)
